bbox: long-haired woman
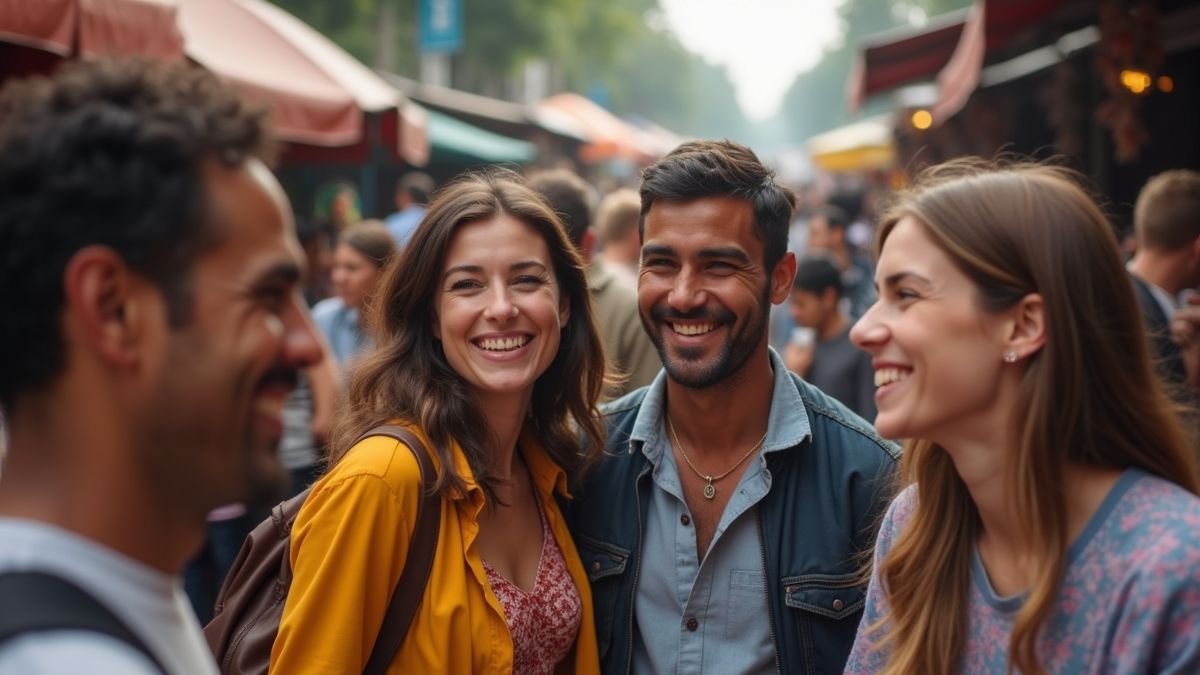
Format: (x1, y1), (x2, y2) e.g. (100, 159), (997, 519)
(311, 220), (397, 367)
(844, 159), (1200, 674)
(270, 169), (607, 674)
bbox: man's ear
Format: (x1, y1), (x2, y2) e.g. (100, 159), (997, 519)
(62, 246), (153, 369)
(1003, 292), (1046, 361)
(770, 251), (797, 305)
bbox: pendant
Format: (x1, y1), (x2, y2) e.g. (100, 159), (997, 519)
(703, 482), (716, 499)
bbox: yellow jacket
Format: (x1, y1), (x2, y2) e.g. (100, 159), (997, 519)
(270, 423), (600, 674)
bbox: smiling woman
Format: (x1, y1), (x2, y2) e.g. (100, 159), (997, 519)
(270, 168), (608, 675)
(845, 159), (1200, 675)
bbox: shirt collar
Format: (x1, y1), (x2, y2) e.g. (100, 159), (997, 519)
(627, 347), (812, 459)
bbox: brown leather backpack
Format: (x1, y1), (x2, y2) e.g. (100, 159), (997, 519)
(203, 425), (440, 675)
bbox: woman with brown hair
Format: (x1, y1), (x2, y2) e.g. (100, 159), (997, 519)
(311, 220), (397, 367)
(269, 169), (607, 674)
(844, 159), (1200, 674)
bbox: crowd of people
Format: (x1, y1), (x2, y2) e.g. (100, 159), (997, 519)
(2, 56), (1200, 675)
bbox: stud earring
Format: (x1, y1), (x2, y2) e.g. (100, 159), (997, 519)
(1003, 351), (1018, 363)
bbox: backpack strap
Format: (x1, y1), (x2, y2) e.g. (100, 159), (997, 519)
(0, 571), (166, 673)
(356, 424), (441, 675)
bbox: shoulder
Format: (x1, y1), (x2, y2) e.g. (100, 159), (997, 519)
(310, 297), (344, 323)
(311, 433), (424, 505)
(1109, 475), (1200, 572)
(789, 372), (900, 464)
(0, 631), (161, 675)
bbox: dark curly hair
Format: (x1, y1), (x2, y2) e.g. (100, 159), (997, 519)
(639, 139), (796, 271)
(0, 57), (273, 409)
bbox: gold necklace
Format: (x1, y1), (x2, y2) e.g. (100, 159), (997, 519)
(667, 416), (768, 500)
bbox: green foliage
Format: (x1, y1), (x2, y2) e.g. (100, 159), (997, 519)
(266, 0), (744, 140)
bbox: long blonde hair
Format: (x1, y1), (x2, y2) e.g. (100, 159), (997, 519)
(865, 159), (1200, 674)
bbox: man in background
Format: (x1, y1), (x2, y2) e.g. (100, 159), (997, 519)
(594, 187), (643, 286)
(783, 256), (876, 421)
(529, 170), (661, 396)
(385, 171), (435, 248)
(1127, 169), (1200, 388)
(807, 203), (875, 319)
(0, 58), (321, 672)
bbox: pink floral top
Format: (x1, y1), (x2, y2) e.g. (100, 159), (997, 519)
(483, 502), (582, 675)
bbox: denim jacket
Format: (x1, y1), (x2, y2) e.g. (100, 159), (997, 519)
(566, 371), (900, 675)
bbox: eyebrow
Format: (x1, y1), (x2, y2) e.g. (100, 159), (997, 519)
(442, 260), (549, 280)
(877, 270), (932, 290)
(257, 261), (303, 286)
(640, 244), (752, 264)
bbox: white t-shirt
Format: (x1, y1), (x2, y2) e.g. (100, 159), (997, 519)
(0, 518), (219, 675)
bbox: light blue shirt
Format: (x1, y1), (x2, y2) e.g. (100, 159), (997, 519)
(629, 348), (812, 675)
(384, 205), (426, 248)
(311, 297), (367, 367)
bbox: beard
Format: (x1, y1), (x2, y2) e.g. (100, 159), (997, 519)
(641, 287), (770, 390)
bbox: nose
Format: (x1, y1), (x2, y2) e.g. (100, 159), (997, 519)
(483, 285), (519, 321)
(284, 296), (323, 369)
(849, 301), (887, 352)
(667, 268), (706, 313)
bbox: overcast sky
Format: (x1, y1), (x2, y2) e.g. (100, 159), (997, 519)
(657, 0), (844, 121)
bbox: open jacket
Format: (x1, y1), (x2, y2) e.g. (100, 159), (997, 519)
(272, 422), (601, 674)
(565, 373), (899, 674)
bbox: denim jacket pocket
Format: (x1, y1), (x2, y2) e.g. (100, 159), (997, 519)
(575, 533), (631, 659)
(782, 572), (866, 620)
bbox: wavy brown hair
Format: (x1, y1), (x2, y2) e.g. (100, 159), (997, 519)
(328, 168), (608, 503)
(863, 159), (1200, 674)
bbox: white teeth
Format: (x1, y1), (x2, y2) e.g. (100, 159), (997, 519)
(671, 322), (717, 336)
(874, 368), (910, 388)
(478, 336), (530, 352)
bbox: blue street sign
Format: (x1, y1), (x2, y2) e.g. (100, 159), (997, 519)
(419, 0), (463, 54)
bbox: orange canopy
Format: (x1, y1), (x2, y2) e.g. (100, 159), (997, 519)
(538, 92), (651, 164)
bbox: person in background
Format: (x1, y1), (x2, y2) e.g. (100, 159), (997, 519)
(808, 203), (875, 319)
(313, 180), (361, 235)
(594, 188), (642, 286)
(385, 171), (436, 248)
(566, 140), (898, 675)
(529, 169), (661, 397)
(271, 169), (607, 673)
(0, 57), (321, 673)
(311, 221), (397, 367)
(783, 256), (876, 421)
(1126, 169), (1200, 388)
(846, 160), (1200, 674)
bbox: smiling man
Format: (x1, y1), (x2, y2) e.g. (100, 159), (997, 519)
(566, 140), (899, 674)
(0, 59), (322, 673)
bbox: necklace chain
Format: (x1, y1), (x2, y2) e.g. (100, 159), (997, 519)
(667, 416), (768, 500)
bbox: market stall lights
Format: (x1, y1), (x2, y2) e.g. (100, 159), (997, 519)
(911, 109), (933, 130)
(1119, 69), (1152, 95)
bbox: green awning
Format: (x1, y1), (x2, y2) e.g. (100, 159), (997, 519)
(427, 110), (537, 164)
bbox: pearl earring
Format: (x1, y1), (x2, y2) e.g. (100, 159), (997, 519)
(1003, 351), (1018, 363)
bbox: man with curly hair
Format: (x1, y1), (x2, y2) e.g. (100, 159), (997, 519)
(0, 58), (322, 673)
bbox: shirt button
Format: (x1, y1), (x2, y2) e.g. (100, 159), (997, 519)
(680, 514), (691, 526)
(832, 598), (844, 611)
(685, 618), (699, 632)
(591, 561), (601, 573)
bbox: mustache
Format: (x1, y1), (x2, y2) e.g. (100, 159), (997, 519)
(650, 305), (735, 323)
(257, 367), (299, 391)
